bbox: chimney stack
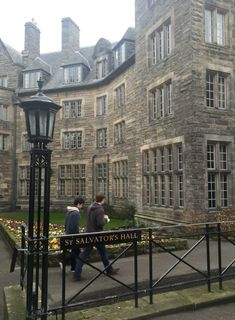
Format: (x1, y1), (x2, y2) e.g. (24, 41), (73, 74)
(62, 17), (80, 52)
(23, 21), (40, 64)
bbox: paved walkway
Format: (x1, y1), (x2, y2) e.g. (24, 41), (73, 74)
(150, 301), (235, 320)
(1, 226), (235, 319)
(46, 279), (235, 319)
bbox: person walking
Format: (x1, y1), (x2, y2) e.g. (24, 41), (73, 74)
(74, 192), (119, 281)
(61, 196), (85, 271)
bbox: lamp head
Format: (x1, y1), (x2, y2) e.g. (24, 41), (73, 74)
(20, 79), (61, 145)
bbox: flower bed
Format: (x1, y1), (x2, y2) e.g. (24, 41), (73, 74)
(0, 218), (188, 267)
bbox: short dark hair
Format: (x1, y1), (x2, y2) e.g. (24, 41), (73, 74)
(74, 196), (85, 206)
(96, 192), (105, 203)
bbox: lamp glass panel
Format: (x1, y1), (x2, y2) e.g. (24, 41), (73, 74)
(39, 110), (48, 136)
(48, 112), (55, 138)
(28, 110), (36, 136)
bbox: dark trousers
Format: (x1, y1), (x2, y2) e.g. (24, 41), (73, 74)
(66, 245), (80, 271)
(75, 243), (112, 276)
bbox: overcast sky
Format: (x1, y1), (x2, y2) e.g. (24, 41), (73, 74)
(0, 0), (135, 53)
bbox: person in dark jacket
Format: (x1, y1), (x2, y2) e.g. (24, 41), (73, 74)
(74, 192), (119, 280)
(61, 196), (85, 271)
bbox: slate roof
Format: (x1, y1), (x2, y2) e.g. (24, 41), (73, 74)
(122, 27), (135, 41)
(19, 26), (135, 93)
(3, 42), (23, 66)
(113, 27), (135, 50)
(23, 57), (51, 74)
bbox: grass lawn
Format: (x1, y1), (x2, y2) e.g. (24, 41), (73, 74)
(0, 211), (129, 230)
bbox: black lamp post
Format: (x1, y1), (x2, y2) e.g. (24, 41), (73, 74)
(19, 79), (61, 320)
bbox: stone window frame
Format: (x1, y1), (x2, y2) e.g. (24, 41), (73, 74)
(146, 10), (174, 66)
(96, 57), (108, 79)
(114, 82), (126, 109)
(148, 76), (173, 122)
(18, 165), (44, 197)
(58, 164), (86, 197)
(18, 166), (30, 197)
(114, 42), (126, 68)
(114, 120), (125, 145)
(23, 70), (41, 89)
(63, 64), (82, 84)
(205, 68), (230, 110)
(62, 99), (83, 119)
(141, 140), (184, 209)
(96, 127), (107, 148)
(206, 137), (231, 210)
(204, 5), (229, 47)
(61, 129), (84, 149)
(112, 158), (128, 199)
(95, 94), (108, 116)
(96, 162), (107, 196)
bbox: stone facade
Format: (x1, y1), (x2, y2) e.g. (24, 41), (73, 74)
(0, 0), (235, 224)
(0, 40), (23, 210)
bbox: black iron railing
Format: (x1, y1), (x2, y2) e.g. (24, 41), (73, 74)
(10, 221), (235, 319)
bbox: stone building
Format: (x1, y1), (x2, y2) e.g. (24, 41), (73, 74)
(0, 0), (234, 224)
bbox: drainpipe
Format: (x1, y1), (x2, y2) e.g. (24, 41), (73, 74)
(92, 154), (97, 201)
(107, 153), (110, 204)
(11, 92), (20, 210)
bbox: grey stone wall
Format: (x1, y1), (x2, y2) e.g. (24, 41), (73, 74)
(2, 0), (235, 224)
(0, 41), (22, 210)
(134, 0), (235, 223)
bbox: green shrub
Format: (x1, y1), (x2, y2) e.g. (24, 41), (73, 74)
(103, 203), (115, 215)
(123, 203), (136, 221)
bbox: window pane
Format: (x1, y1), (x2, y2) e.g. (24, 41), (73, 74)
(205, 10), (212, 43)
(167, 82), (172, 114)
(207, 144), (215, 169)
(219, 144), (227, 169)
(159, 29), (164, 59)
(206, 73), (214, 108)
(220, 174), (228, 207)
(217, 13), (225, 45)
(208, 173), (216, 208)
(166, 23), (172, 55)
(150, 90), (157, 120)
(218, 75), (226, 109)
(151, 33), (157, 64)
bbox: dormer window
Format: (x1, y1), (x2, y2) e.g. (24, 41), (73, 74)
(23, 71), (41, 89)
(96, 59), (107, 79)
(115, 42), (126, 67)
(63, 65), (82, 84)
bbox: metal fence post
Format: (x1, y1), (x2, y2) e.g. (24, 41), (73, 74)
(205, 224), (211, 292)
(217, 223), (223, 290)
(149, 228), (153, 304)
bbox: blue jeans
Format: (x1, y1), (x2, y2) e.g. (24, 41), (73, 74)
(75, 244), (113, 276)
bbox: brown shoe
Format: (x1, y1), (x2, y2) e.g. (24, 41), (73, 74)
(106, 268), (120, 276)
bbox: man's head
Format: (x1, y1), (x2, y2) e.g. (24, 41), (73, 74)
(74, 196), (85, 208)
(96, 192), (105, 204)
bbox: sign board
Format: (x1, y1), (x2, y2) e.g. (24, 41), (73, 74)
(60, 229), (142, 249)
